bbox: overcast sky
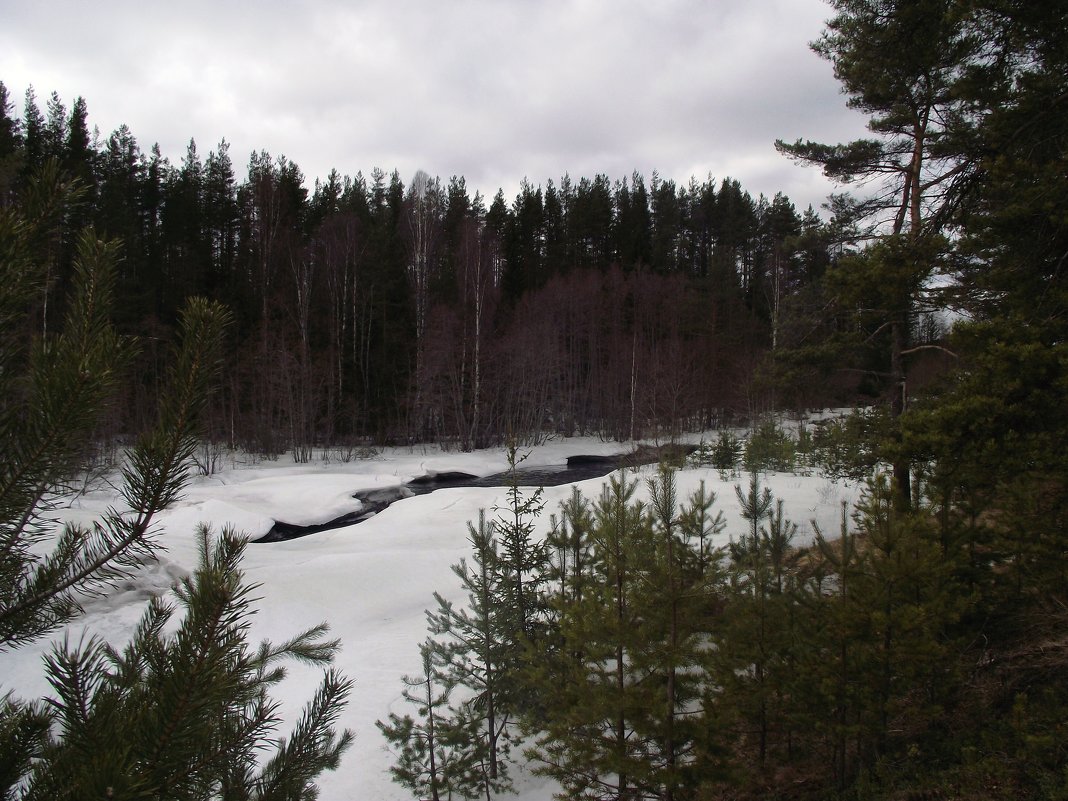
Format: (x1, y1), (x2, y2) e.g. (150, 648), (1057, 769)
(1, 0), (870, 213)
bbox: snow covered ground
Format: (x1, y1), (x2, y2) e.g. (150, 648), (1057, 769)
(0, 436), (860, 800)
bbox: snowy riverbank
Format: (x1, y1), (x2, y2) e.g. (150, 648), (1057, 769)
(0, 436), (861, 800)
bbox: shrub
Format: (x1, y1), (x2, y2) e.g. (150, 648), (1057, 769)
(689, 430), (745, 473)
(744, 420), (796, 472)
(811, 407), (891, 481)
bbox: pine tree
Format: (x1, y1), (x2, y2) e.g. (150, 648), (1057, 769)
(378, 640), (483, 801)
(424, 510), (515, 793)
(526, 475), (649, 800)
(795, 478), (964, 789)
(545, 486), (595, 613)
(733, 471), (774, 549)
(492, 445), (547, 649)
(8, 527), (352, 801)
(677, 480), (726, 583)
(0, 171), (229, 647)
(1, 167), (352, 799)
(843, 475), (961, 760)
(716, 488), (800, 773)
(776, 0), (982, 507)
(635, 467), (726, 798)
(203, 140), (239, 293)
(529, 469), (727, 800)
(899, 0), (1068, 616)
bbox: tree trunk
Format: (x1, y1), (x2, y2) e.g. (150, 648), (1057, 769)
(891, 320), (911, 509)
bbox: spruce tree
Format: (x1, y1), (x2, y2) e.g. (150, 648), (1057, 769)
(378, 640), (483, 801)
(20, 89), (44, 185)
(0, 83), (19, 157)
(63, 97), (94, 191)
(42, 92), (67, 164)
(0, 82), (21, 202)
(492, 445), (547, 652)
(424, 510), (515, 793)
(384, 474), (551, 801)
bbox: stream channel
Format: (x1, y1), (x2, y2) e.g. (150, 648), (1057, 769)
(254, 446), (695, 543)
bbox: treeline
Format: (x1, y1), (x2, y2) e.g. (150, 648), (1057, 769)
(0, 83), (843, 453)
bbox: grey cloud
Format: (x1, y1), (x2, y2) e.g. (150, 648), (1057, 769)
(0, 0), (866, 212)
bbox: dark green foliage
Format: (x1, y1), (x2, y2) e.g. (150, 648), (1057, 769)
(776, 0), (985, 507)
(378, 0), (1066, 795)
(677, 479), (726, 579)
(381, 451), (550, 801)
(743, 420), (796, 473)
(11, 527), (352, 801)
(0, 169), (230, 648)
(527, 469), (727, 800)
(382, 500), (537, 800)
(812, 406), (892, 481)
(7, 2), (1067, 791)
(425, 510), (516, 793)
(2, 167), (351, 801)
(0, 697), (50, 795)
(717, 485), (800, 774)
(492, 445), (548, 649)
(525, 475), (653, 799)
(689, 430), (743, 473)
(0, 82), (20, 202)
(777, 0), (979, 233)
(879, 13), (1068, 792)
(378, 641), (493, 801)
(3, 80), (815, 446)
(734, 471), (774, 546)
(544, 486), (596, 611)
(18, 89), (44, 183)
(786, 477), (966, 795)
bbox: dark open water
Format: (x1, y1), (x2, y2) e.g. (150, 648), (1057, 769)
(254, 451), (685, 543)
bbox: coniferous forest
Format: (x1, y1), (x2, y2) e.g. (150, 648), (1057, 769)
(1, 0), (1067, 799)
(0, 81), (846, 453)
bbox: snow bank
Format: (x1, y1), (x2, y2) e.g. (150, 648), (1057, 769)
(0, 437), (860, 800)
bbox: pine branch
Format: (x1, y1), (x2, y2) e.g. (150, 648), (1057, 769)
(254, 669), (354, 801)
(16, 525), (351, 799)
(0, 296), (229, 648)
